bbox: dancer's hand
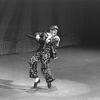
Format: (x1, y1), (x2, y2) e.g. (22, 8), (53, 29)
(36, 34), (40, 40)
(46, 39), (50, 43)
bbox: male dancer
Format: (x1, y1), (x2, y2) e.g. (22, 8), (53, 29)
(28, 25), (60, 88)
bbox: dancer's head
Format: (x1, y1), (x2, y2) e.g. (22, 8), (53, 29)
(49, 25), (58, 36)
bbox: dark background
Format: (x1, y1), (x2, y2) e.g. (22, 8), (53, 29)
(0, 0), (100, 55)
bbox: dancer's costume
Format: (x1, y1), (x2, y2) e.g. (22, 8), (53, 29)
(26, 30), (60, 88)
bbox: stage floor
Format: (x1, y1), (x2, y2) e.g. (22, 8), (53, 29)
(0, 46), (100, 100)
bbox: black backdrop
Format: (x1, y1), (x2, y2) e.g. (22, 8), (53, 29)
(82, 0), (100, 46)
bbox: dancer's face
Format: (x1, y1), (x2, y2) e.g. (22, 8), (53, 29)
(50, 29), (57, 36)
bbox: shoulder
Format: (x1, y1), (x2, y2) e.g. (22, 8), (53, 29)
(54, 35), (60, 40)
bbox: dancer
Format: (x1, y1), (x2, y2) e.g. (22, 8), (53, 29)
(27, 25), (60, 88)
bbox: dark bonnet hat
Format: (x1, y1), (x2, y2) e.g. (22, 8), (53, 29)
(50, 25), (58, 30)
